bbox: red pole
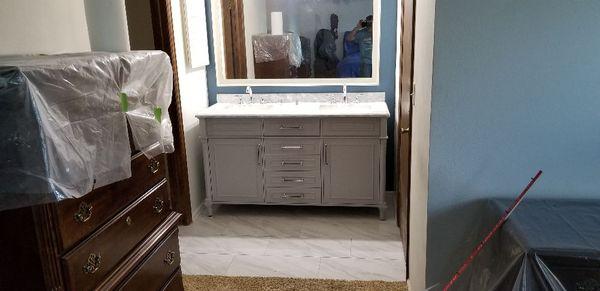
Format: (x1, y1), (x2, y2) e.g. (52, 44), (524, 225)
(442, 170), (543, 291)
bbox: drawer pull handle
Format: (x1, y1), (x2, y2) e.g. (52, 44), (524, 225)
(282, 193), (305, 199)
(149, 159), (160, 174)
(281, 145), (303, 150)
(125, 216), (133, 226)
(281, 161), (303, 166)
(82, 253), (101, 274)
(257, 143), (262, 165)
(164, 251), (176, 265)
(279, 125), (303, 130)
(324, 144), (329, 165)
(74, 202), (92, 223)
(282, 178), (305, 183)
(153, 197), (165, 214)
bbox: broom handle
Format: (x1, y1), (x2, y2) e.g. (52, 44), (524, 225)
(443, 170), (543, 291)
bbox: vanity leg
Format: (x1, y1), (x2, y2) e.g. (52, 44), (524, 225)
(206, 202), (214, 217)
(378, 206), (386, 221)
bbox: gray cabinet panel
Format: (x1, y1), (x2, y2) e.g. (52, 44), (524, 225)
(322, 118), (380, 137)
(208, 139), (264, 202)
(323, 139), (380, 204)
(206, 119), (262, 136)
(263, 118), (320, 136)
(263, 138), (321, 155)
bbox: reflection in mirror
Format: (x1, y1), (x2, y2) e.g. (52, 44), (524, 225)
(220, 0), (375, 80)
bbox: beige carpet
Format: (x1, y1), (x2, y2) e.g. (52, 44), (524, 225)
(183, 275), (407, 291)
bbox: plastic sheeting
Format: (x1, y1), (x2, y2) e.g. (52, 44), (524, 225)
(445, 199), (600, 291)
(252, 33), (303, 68)
(0, 51), (174, 211)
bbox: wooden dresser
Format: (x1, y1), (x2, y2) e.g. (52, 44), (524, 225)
(0, 152), (184, 291)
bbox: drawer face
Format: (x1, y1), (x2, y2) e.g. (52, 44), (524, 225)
(206, 118), (262, 136)
(121, 229), (181, 291)
(264, 155), (320, 172)
(322, 118), (380, 136)
(263, 138), (321, 155)
(264, 118), (320, 136)
(266, 188), (321, 204)
(61, 180), (170, 291)
(56, 154), (167, 250)
(265, 171), (321, 188)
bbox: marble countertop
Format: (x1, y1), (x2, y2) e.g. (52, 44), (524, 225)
(195, 102), (390, 118)
(195, 93), (390, 118)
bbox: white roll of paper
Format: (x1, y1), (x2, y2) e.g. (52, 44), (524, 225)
(271, 12), (284, 35)
(84, 0), (131, 52)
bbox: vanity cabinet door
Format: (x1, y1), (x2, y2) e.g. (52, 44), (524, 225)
(323, 139), (380, 205)
(209, 139), (264, 203)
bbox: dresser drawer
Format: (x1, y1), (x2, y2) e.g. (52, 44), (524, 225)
(161, 268), (184, 291)
(322, 118), (380, 136)
(120, 229), (181, 291)
(265, 171), (321, 188)
(266, 188), (321, 204)
(61, 180), (170, 291)
(264, 155), (320, 172)
(263, 118), (320, 136)
(263, 138), (321, 155)
(206, 118), (262, 136)
(56, 153), (167, 251)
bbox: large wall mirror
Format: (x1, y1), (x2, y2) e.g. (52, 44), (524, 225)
(211, 0), (381, 86)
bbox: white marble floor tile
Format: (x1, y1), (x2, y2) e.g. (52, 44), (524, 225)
(318, 257), (406, 281)
(264, 237), (352, 258)
(181, 253), (234, 275)
(226, 255), (320, 278)
(179, 236), (269, 255)
(350, 239), (405, 260)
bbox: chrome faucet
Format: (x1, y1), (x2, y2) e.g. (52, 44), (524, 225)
(245, 86), (253, 104)
(342, 84), (348, 103)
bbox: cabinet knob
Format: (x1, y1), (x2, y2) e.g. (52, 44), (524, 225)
(74, 202), (92, 223)
(164, 251), (176, 265)
(400, 127), (411, 134)
(153, 197), (165, 214)
(82, 253), (101, 274)
(148, 159), (160, 174)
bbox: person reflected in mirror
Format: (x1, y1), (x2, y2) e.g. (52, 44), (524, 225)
(314, 14), (339, 78)
(347, 15), (373, 78)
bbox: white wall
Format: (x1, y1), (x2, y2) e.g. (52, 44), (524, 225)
(408, 0), (436, 290)
(243, 0), (268, 78)
(0, 0), (91, 55)
(170, 0), (210, 218)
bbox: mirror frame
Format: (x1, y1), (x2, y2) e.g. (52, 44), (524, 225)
(210, 0), (382, 87)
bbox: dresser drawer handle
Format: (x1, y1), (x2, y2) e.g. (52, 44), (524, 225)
(153, 197), (165, 214)
(281, 145), (303, 150)
(164, 251), (176, 265)
(82, 253), (101, 274)
(125, 216), (133, 226)
(279, 125), (303, 130)
(148, 159), (160, 174)
(74, 202), (92, 223)
(281, 161), (303, 166)
(282, 193), (305, 199)
(282, 178), (305, 183)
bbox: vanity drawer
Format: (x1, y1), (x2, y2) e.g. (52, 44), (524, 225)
(56, 153), (167, 250)
(206, 118), (262, 136)
(266, 188), (321, 204)
(120, 229), (181, 291)
(264, 155), (320, 172)
(61, 180), (170, 291)
(322, 118), (380, 136)
(263, 138), (321, 155)
(265, 171), (321, 188)
(263, 118), (320, 136)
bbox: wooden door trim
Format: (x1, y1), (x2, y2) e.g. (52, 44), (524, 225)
(398, 0), (416, 275)
(221, 0), (247, 78)
(150, 0), (193, 225)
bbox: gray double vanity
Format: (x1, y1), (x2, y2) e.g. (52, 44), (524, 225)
(196, 93), (390, 219)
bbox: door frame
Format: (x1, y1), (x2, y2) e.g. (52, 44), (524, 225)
(149, 0), (193, 225)
(397, 0), (416, 273)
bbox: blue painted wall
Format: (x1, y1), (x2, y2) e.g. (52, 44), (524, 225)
(203, 0), (398, 190)
(426, 0), (600, 287)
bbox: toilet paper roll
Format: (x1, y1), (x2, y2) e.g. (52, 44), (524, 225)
(271, 12), (283, 35)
